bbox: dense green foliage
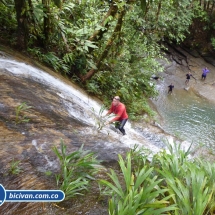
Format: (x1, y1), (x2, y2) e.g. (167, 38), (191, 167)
(0, 0), (212, 118)
(51, 140), (215, 213)
(53, 140), (103, 200)
(100, 142), (215, 215)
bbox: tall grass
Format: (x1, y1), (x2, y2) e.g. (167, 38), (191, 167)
(8, 159), (22, 175)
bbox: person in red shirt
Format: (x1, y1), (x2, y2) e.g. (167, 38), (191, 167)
(105, 96), (128, 135)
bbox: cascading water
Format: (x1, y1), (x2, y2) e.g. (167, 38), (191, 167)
(0, 57), (164, 155)
(0, 54), (166, 215)
(0, 58), (101, 126)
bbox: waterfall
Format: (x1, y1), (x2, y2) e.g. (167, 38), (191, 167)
(0, 56), (165, 155)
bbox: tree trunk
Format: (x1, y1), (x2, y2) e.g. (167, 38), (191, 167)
(210, 2), (215, 15)
(14, 0), (28, 50)
(156, 0), (162, 22)
(81, 8), (126, 82)
(89, 2), (118, 42)
(86, 2), (119, 55)
(43, 0), (51, 49)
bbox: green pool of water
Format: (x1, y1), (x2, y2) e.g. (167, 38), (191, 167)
(154, 88), (215, 148)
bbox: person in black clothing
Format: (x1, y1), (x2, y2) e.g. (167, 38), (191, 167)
(185, 72), (195, 85)
(168, 83), (174, 94)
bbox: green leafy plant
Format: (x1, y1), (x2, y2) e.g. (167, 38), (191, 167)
(99, 152), (176, 215)
(91, 105), (114, 131)
(130, 144), (150, 172)
(152, 141), (215, 215)
(99, 140), (215, 214)
(42, 52), (69, 74)
(8, 159), (22, 175)
(45, 171), (52, 176)
(52, 139), (103, 200)
(15, 102), (32, 124)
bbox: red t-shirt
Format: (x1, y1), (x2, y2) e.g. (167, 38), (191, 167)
(108, 102), (128, 121)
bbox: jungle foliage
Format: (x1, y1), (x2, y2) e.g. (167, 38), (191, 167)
(55, 140), (215, 214)
(100, 142), (215, 215)
(0, 0), (212, 119)
(53, 140), (103, 200)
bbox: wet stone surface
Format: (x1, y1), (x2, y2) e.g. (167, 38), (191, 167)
(0, 65), (128, 214)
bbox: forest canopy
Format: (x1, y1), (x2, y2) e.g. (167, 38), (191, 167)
(0, 0), (214, 119)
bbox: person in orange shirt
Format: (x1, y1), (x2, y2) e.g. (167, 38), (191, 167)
(105, 96), (128, 135)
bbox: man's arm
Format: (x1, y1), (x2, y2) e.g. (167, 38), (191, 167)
(105, 103), (114, 116)
(105, 110), (111, 116)
(109, 105), (124, 123)
(106, 104), (125, 125)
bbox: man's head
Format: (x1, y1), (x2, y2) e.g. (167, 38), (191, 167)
(112, 96), (120, 106)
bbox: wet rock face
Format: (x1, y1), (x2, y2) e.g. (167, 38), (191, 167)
(0, 57), (129, 214)
(0, 71), (127, 166)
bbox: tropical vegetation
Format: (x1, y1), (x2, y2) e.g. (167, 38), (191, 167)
(15, 102), (32, 124)
(99, 142), (215, 215)
(1, 0), (214, 119)
(53, 140), (103, 200)
(8, 159), (22, 175)
(53, 140), (215, 214)
(1, 1), (215, 214)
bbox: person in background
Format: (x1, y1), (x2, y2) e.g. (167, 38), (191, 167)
(168, 83), (174, 94)
(202, 67), (210, 80)
(105, 96), (128, 135)
(185, 72), (195, 85)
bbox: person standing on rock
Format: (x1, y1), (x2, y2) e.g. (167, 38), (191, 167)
(185, 72), (196, 85)
(202, 67), (210, 80)
(168, 83), (174, 94)
(105, 96), (128, 135)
